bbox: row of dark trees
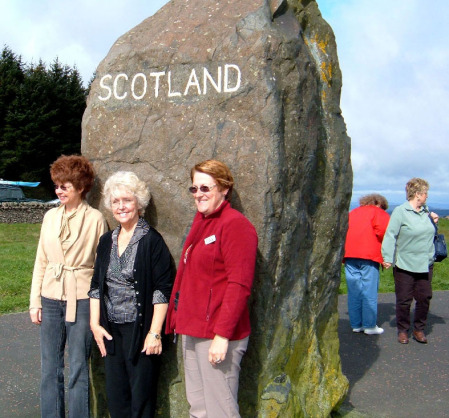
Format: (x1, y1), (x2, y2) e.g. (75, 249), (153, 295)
(0, 46), (88, 199)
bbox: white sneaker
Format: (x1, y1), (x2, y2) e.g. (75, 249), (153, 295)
(364, 326), (384, 335)
(352, 327), (364, 333)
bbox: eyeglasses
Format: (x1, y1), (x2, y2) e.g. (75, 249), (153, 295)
(54, 184), (72, 191)
(188, 184), (217, 194)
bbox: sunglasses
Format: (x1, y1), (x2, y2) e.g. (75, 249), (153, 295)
(54, 184), (72, 191)
(188, 184), (217, 194)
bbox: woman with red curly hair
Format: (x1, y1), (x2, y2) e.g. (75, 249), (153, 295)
(30, 155), (107, 417)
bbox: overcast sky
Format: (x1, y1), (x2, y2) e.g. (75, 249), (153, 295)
(1, 0), (448, 207)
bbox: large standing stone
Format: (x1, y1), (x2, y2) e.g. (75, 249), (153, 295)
(82, 0), (352, 416)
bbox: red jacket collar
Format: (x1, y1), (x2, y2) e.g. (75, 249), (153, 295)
(198, 199), (230, 219)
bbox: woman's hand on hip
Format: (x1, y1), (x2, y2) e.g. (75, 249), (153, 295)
(29, 308), (42, 325)
(142, 332), (162, 355)
(91, 324), (112, 357)
(209, 334), (229, 366)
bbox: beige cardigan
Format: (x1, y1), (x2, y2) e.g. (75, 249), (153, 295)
(30, 201), (107, 322)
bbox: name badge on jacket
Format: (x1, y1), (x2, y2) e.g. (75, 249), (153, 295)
(204, 235), (216, 245)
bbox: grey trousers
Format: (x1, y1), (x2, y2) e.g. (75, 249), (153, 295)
(182, 335), (249, 418)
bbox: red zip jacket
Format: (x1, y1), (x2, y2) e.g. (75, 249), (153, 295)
(344, 205), (390, 264)
(166, 200), (258, 340)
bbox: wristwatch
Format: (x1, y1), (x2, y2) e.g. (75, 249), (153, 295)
(149, 332), (161, 339)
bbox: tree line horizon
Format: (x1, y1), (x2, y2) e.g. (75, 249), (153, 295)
(0, 45), (91, 199)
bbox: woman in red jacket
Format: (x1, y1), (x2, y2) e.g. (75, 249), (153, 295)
(166, 160), (258, 417)
(343, 194), (390, 335)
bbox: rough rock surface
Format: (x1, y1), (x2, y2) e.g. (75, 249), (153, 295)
(82, 0), (352, 416)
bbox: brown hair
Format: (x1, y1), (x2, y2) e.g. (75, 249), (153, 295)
(50, 155), (95, 199)
(359, 194), (389, 210)
(405, 178), (429, 201)
(190, 159), (234, 201)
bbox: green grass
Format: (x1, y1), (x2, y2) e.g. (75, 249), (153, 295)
(340, 218), (449, 294)
(0, 223), (41, 315)
(1, 220), (448, 315)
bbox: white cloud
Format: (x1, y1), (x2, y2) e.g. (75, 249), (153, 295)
(0, 0), (170, 84)
(1, 0), (448, 207)
(319, 0), (449, 206)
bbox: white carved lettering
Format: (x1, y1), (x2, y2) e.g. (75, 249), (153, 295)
(184, 69), (202, 95)
(98, 74), (112, 101)
(150, 71), (165, 98)
(131, 73), (147, 100)
(224, 64), (241, 93)
(203, 67), (222, 94)
(113, 73), (128, 100)
(168, 71), (182, 97)
(97, 64), (242, 102)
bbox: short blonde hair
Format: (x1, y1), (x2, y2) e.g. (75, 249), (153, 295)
(406, 178), (429, 201)
(103, 171), (150, 215)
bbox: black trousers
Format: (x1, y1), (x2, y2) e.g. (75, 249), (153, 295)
(393, 266), (433, 333)
(105, 322), (160, 418)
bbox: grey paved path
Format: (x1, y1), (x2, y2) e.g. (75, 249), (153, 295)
(0, 311), (40, 417)
(1, 291), (448, 417)
(338, 291), (449, 418)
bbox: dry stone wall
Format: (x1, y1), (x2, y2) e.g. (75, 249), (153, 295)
(0, 202), (58, 224)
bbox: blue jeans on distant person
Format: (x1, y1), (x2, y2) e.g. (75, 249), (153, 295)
(344, 258), (380, 329)
(40, 297), (92, 418)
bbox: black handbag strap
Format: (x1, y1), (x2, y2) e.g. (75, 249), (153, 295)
(428, 213), (438, 235)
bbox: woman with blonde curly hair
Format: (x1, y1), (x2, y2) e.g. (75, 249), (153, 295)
(382, 178), (439, 344)
(89, 171), (172, 417)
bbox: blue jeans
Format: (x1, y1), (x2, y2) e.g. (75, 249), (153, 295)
(345, 258), (380, 329)
(40, 297), (92, 418)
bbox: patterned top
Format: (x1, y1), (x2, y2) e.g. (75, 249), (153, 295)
(89, 218), (168, 323)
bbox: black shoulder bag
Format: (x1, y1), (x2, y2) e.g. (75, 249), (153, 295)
(429, 214), (447, 262)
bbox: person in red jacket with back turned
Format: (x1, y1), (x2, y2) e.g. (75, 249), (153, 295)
(343, 194), (390, 335)
(166, 159), (258, 418)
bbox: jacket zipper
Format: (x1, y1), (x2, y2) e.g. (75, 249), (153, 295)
(206, 289), (212, 321)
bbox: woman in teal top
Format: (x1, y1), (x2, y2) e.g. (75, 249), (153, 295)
(382, 178), (439, 345)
